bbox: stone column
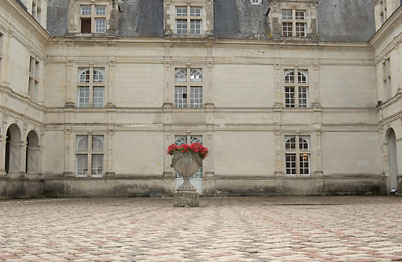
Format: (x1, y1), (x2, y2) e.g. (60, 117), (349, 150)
(163, 128), (174, 195)
(105, 128), (115, 177)
(204, 128), (215, 196)
(106, 57), (116, 108)
(65, 59), (75, 108)
(163, 44), (173, 108)
(63, 128), (74, 177)
(274, 128), (284, 192)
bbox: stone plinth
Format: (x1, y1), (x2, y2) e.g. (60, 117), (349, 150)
(174, 190), (199, 207)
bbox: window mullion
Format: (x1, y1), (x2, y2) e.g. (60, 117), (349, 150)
(295, 135), (300, 175)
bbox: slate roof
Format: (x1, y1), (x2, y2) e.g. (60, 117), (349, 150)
(46, 0), (376, 42)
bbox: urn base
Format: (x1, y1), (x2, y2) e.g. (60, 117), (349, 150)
(174, 191), (199, 207)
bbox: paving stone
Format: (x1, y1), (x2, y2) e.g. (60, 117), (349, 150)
(1, 197), (402, 261)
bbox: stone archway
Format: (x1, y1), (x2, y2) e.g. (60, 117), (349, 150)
(5, 124), (22, 174)
(26, 130), (39, 174)
(387, 128), (399, 192)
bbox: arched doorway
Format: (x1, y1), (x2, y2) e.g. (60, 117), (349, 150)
(387, 128), (399, 192)
(26, 130), (39, 174)
(5, 124), (22, 174)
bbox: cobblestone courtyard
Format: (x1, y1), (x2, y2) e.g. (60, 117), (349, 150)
(1, 197), (402, 262)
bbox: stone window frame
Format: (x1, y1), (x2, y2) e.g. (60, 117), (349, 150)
(174, 66), (203, 109)
(284, 135), (311, 176)
(75, 134), (105, 177)
(77, 66), (106, 108)
(283, 68), (309, 108)
(28, 56), (40, 102)
(269, 0), (318, 40)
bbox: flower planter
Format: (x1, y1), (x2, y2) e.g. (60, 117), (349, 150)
(167, 143), (208, 207)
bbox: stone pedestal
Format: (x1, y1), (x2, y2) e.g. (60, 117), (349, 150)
(174, 190), (199, 207)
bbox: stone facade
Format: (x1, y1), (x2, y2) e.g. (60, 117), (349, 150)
(0, 0), (401, 198)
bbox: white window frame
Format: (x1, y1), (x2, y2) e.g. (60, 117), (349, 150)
(284, 69), (309, 108)
(250, 0), (262, 5)
(80, 4), (107, 33)
(281, 9), (307, 37)
(285, 135), (311, 176)
(175, 6), (203, 35)
(174, 67), (203, 109)
(77, 67), (106, 108)
(75, 135), (105, 177)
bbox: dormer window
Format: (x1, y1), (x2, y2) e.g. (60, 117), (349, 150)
(80, 4), (107, 33)
(175, 6), (203, 35)
(282, 9), (307, 37)
(164, 0), (214, 38)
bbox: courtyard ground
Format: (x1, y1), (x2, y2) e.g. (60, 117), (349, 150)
(0, 196), (402, 262)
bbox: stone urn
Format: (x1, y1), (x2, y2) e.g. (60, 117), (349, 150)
(171, 151), (202, 207)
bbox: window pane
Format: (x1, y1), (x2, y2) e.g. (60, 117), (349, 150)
(285, 154), (296, 175)
(190, 20), (202, 35)
(284, 70), (295, 83)
(296, 22), (306, 37)
(190, 7), (201, 17)
(299, 136), (310, 150)
(175, 86), (187, 108)
(80, 5), (91, 15)
(176, 7), (187, 16)
(176, 19), (187, 35)
(190, 87), (202, 108)
(76, 135), (88, 151)
(175, 136), (187, 145)
(282, 22), (293, 37)
(285, 136), (296, 150)
(95, 18), (106, 33)
(78, 86), (89, 108)
(91, 154), (104, 176)
(76, 155), (88, 176)
(95, 6), (106, 15)
(295, 10), (306, 20)
(190, 68), (202, 82)
(175, 68), (187, 82)
(298, 70), (308, 83)
(93, 68), (105, 83)
(93, 87), (105, 108)
(299, 153), (310, 175)
(79, 68), (90, 83)
(92, 135), (104, 151)
(285, 87), (295, 108)
(299, 87), (309, 108)
(282, 9), (292, 19)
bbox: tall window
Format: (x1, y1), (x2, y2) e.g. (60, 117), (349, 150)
(31, 0), (42, 23)
(285, 135), (310, 176)
(28, 56), (40, 101)
(175, 68), (203, 108)
(284, 69), (309, 108)
(383, 58), (392, 99)
(80, 4), (107, 33)
(175, 6), (202, 35)
(282, 9), (306, 37)
(76, 135), (104, 177)
(78, 67), (105, 108)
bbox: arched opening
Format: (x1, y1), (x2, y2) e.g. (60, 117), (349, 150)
(387, 128), (399, 192)
(5, 124), (22, 174)
(26, 130), (39, 174)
